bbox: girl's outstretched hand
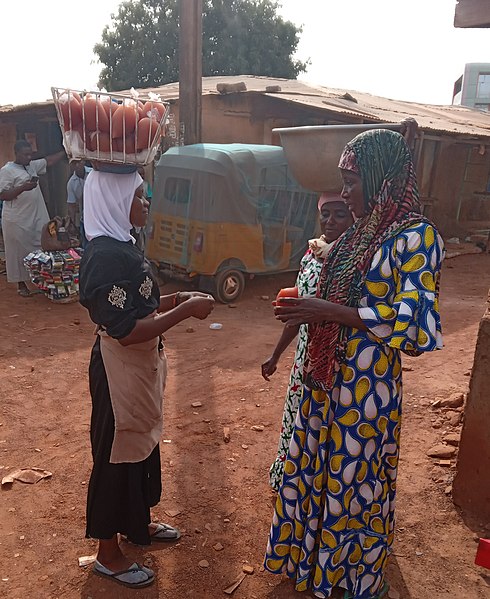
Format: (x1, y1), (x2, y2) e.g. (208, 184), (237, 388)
(178, 291), (215, 302)
(185, 295), (215, 320)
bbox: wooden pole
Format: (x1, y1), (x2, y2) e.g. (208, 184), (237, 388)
(179, 0), (202, 145)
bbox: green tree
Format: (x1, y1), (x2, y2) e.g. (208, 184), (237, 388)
(94, 0), (307, 91)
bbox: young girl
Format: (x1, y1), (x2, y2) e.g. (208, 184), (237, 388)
(79, 169), (214, 588)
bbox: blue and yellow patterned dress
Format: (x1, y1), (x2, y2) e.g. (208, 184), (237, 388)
(265, 222), (444, 599)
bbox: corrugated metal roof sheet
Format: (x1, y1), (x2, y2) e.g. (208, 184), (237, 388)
(123, 75), (490, 138)
(0, 100), (54, 114)
(143, 75), (490, 140)
(2, 76), (490, 139)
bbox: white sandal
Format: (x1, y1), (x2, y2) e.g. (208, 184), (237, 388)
(149, 522), (181, 542)
(93, 560), (154, 588)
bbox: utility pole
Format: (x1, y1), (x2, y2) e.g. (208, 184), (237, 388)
(179, 0), (202, 145)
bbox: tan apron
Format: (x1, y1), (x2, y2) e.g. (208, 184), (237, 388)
(98, 331), (167, 464)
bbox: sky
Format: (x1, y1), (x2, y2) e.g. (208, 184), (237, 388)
(0, 0), (488, 107)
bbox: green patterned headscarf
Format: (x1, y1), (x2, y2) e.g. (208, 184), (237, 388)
(305, 129), (426, 390)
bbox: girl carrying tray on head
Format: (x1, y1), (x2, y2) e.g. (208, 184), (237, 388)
(79, 168), (214, 589)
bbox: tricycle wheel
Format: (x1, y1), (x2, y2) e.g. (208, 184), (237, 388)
(215, 269), (245, 303)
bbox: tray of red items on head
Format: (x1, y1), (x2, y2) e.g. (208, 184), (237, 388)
(273, 286), (299, 306)
(51, 87), (170, 166)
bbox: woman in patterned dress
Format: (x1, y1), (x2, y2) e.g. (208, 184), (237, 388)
(262, 194), (353, 491)
(79, 170), (214, 589)
(264, 129), (444, 598)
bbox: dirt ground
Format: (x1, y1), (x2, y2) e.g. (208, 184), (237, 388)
(0, 253), (489, 599)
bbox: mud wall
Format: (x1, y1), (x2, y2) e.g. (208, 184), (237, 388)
(453, 297), (490, 521)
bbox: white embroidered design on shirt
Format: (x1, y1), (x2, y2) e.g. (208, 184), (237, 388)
(139, 276), (153, 300)
(108, 285), (127, 309)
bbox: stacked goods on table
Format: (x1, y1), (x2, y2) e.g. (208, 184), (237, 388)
(52, 87), (170, 165)
(24, 248), (83, 303)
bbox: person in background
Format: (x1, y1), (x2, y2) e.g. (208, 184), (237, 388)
(79, 169), (215, 589)
(265, 128), (445, 599)
(261, 193), (353, 491)
(67, 159), (89, 248)
(0, 140), (65, 296)
(138, 164), (153, 202)
(131, 166), (151, 252)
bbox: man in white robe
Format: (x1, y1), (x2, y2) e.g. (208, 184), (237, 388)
(0, 140), (65, 296)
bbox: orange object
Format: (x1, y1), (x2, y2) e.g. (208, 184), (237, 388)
(275, 286), (299, 305)
(142, 100), (165, 121)
(475, 538), (490, 569)
(98, 132), (112, 153)
(112, 137), (123, 153)
(113, 134), (136, 155)
(82, 96), (110, 133)
(137, 101), (146, 119)
(87, 131), (111, 153)
(98, 96), (117, 119)
(58, 92), (82, 130)
(111, 101), (138, 138)
(124, 134), (136, 155)
(277, 286), (299, 299)
(102, 98), (119, 121)
(136, 117), (160, 150)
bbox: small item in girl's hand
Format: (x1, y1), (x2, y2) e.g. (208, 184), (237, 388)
(209, 323), (223, 330)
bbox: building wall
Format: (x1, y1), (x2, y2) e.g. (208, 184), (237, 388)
(457, 145), (490, 222)
(186, 94), (488, 235)
(419, 141), (490, 236)
(458, 63), (490, 111)
(203, 94), (267, 144)
(3, 95), (489, 234)
(0, 109), (70, 217)
(0, 123), (17, 167)
(169, 94), (361, 147)
(453, 299), (490, 522)
(428, 142), (471, 235)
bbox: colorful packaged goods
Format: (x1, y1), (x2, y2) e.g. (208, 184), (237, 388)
(24, 248), (83, 303)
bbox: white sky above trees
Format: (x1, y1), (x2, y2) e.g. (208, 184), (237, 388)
(1, 0), (487, 106)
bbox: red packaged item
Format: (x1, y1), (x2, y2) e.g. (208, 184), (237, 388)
(475, 538), (490, 569)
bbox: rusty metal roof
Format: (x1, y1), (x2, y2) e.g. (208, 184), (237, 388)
(134, 75), (490, 140)
(0, 100), (54, 114)
(3, 76), (490, 140)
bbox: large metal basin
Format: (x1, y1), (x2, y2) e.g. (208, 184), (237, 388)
(274, 123), (402, 192)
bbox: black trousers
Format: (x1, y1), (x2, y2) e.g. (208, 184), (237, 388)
(86, 337), (162, 545)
